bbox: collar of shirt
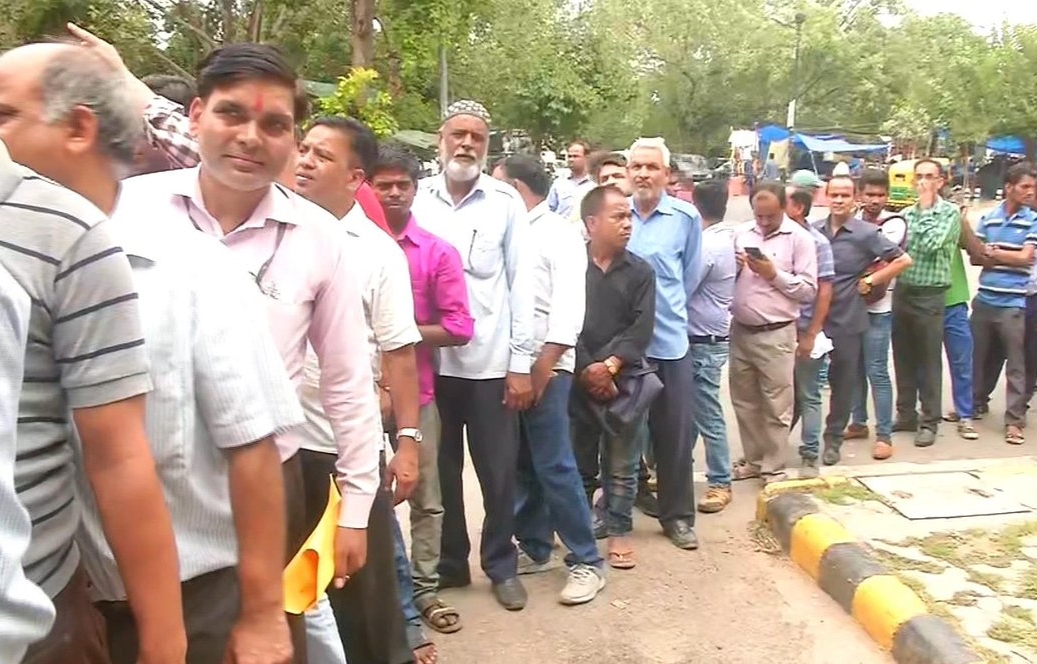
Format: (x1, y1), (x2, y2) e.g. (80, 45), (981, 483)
(396, 215), (425, 247)
(341, 200), (375, 234)
(989, 202), (1037, 223)
(170, 167), (299, 235)
(630, 192), (677, 221)
(528, 200), (552, 226)
(569, 173), (592, 186)
(0, 138), (20, 202)
(424, 172), (493, 208)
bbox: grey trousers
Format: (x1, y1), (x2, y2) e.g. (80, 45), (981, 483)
(892, 284), (948, 431)
(646, 353), (697, 526)
(971, 299), (1028, 427)
(825, 333), (864, 447)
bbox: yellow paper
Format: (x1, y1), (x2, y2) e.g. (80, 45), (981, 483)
(283, 477), (341, 614)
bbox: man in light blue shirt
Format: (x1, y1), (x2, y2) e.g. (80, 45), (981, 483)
(547, 140), (594, 218)
(626, 137), (703, 550)
(687, 181), (736, 515)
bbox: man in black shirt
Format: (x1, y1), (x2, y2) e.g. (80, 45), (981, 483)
(570, 185), (656, 570)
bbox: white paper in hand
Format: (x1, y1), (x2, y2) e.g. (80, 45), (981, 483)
(811, 332), (834, 359)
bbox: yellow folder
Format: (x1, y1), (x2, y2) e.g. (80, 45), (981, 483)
(283, 477), (341, 614)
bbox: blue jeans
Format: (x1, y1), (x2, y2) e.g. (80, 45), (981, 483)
(943, 303), (974, 419)
(851, 312), (894, 439)
(515, 373), (603, 568)
(818, 355), (830, 387)
(689, 342), (731, 486)
(793, 355), (825, 459)
(391, 515), (420, 627)
(600, 416), (647, 536)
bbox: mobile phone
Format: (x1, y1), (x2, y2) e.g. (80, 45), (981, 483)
(745, 247), (765, 260)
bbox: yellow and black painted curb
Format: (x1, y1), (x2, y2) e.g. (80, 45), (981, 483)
(757, 478), (982, 664)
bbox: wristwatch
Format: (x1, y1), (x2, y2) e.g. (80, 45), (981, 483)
(603, 358), (619, 376)
(396, 428), (423, 443)
(863, 275), (874, 290)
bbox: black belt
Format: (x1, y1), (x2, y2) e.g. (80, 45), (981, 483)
(690, 334), (729, 344)
(737, 320), (794, 333)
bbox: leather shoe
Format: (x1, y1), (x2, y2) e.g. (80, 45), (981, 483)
(635, 489), (660, 518)
(662, 520), (699, 550)
(492, 577), (527, 611)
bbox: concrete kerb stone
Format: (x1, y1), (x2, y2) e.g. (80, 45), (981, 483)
(757, 478), (982, 664)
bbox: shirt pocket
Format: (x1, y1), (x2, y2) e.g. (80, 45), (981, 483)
(466, 229), (503, 279)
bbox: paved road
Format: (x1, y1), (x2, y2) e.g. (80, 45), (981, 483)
(393, 200), (1013, 663)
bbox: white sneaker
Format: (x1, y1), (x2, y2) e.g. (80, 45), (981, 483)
(559, 564), (605, 605)
(517, 550), (562, 575)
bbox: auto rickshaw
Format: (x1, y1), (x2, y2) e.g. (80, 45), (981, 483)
(887, 157), (951, 211)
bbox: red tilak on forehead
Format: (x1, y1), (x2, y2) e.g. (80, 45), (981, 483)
(253, 95), (264, 113)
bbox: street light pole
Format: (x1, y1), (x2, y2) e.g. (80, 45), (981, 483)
(787, 12), (806, 130)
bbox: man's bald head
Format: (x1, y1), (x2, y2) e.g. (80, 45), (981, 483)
(0, 42), (139, 181)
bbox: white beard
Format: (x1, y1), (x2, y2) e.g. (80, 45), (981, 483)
(445, 158), (482, 182)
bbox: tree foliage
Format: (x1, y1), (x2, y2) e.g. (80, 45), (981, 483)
(314, 67), (399, 137)
(3, 0), (1037, 153)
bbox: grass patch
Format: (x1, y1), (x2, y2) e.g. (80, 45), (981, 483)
(947, 590), (982, 607)
(987, 615), (1037, 651)
(1004, 604), (1034, 625)
(1018, 565), (1037, 600)
(748, 521), (781, 555)
(973, 645), (1013, 664)
(812, 482), (879, 506)
(907, 521), (1037, 569)
(870, 547), (946, 574)
(968, 569), (1007, 593)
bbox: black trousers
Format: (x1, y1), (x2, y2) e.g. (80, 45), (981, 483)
(98, 567), (239, 664)
(645, 354), (697, 526)
(824, 332), (864, 446)
(97, 454), (309, 664)
(299, 449), (412, 664)
(892, 284), (948, 430)
(435, 376), (519, 584)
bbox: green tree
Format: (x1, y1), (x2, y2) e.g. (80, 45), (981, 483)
(315, 67), (399, 137)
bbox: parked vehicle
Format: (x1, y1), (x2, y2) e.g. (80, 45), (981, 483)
(672, 153), (712, 183)
(887, 157), (950, 210)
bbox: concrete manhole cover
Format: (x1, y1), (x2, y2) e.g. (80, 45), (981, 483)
(856, 471), (1031, 520)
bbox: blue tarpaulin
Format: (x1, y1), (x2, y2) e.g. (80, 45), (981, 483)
(755, 124), (889, 160)
(987, 136), (1026, 155)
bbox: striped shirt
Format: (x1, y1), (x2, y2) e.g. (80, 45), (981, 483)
(975, 203), (1037, 309)
(75, 215), (304, 601)
(0, 265), (55, 663)
(0, 140), (152, 597)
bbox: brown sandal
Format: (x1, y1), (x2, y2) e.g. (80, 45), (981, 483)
(1006, 428), (1025, 446)
(417, 596), (462, 634)
(608, 537), (636, 569)
(732, 458), (762, 481)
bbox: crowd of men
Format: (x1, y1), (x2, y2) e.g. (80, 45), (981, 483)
(1, 23), (1036, 664)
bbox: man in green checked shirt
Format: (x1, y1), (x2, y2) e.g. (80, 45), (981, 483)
(891, 159), (962, 447)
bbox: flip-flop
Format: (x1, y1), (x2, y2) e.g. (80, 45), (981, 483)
(1006, 430), (1025, 446)
(731, 458), (762, 481)
(608, 550), (636, 570)
(417, 596), (463, 634)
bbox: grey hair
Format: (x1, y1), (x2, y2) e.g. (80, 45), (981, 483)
(628, 136), (671, 167)
(39, 47), (140, 175)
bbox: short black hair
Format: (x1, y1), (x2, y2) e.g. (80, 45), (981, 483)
(580, 184), (623, 221)
(501, 154), (551, 199)
(196, 43), (306, 119)
(859, 169), (888, 192)
(589, 151), (626, 182)
(311, 116), (379, 176)
(788, 189), (813, 217)
(1005, 161), (1037, 186)
(371, 144), (421, 184)
(142, 74), (195, 110)
(692, 180), (728, 222)
(751, 180), (786, 208)
(913, 158), (945, 177)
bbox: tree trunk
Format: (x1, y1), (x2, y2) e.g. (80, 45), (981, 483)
(220, 0), (237, 42)
(1026, 137), (1036, 162)
(350, 0), (375, 67)
(247, 0), (264, 41)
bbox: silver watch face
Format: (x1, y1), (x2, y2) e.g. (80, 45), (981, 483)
(399, 428), (423, 443)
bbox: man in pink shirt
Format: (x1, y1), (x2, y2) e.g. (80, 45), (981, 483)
(370, 144), (473, 640)
(729, 181), (818, 485)
(108, 42), (382, 662)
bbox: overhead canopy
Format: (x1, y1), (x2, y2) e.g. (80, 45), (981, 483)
(987, 136), (1026, 155)
(755, 124), (889, 158)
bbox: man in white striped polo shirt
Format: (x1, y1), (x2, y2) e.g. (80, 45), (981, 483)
(0, 42), (309, 663)
(0, 264), (55, 663)
(0, 61), (185, 664)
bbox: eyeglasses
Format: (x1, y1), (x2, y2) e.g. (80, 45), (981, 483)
(181, 196), (287, 298)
